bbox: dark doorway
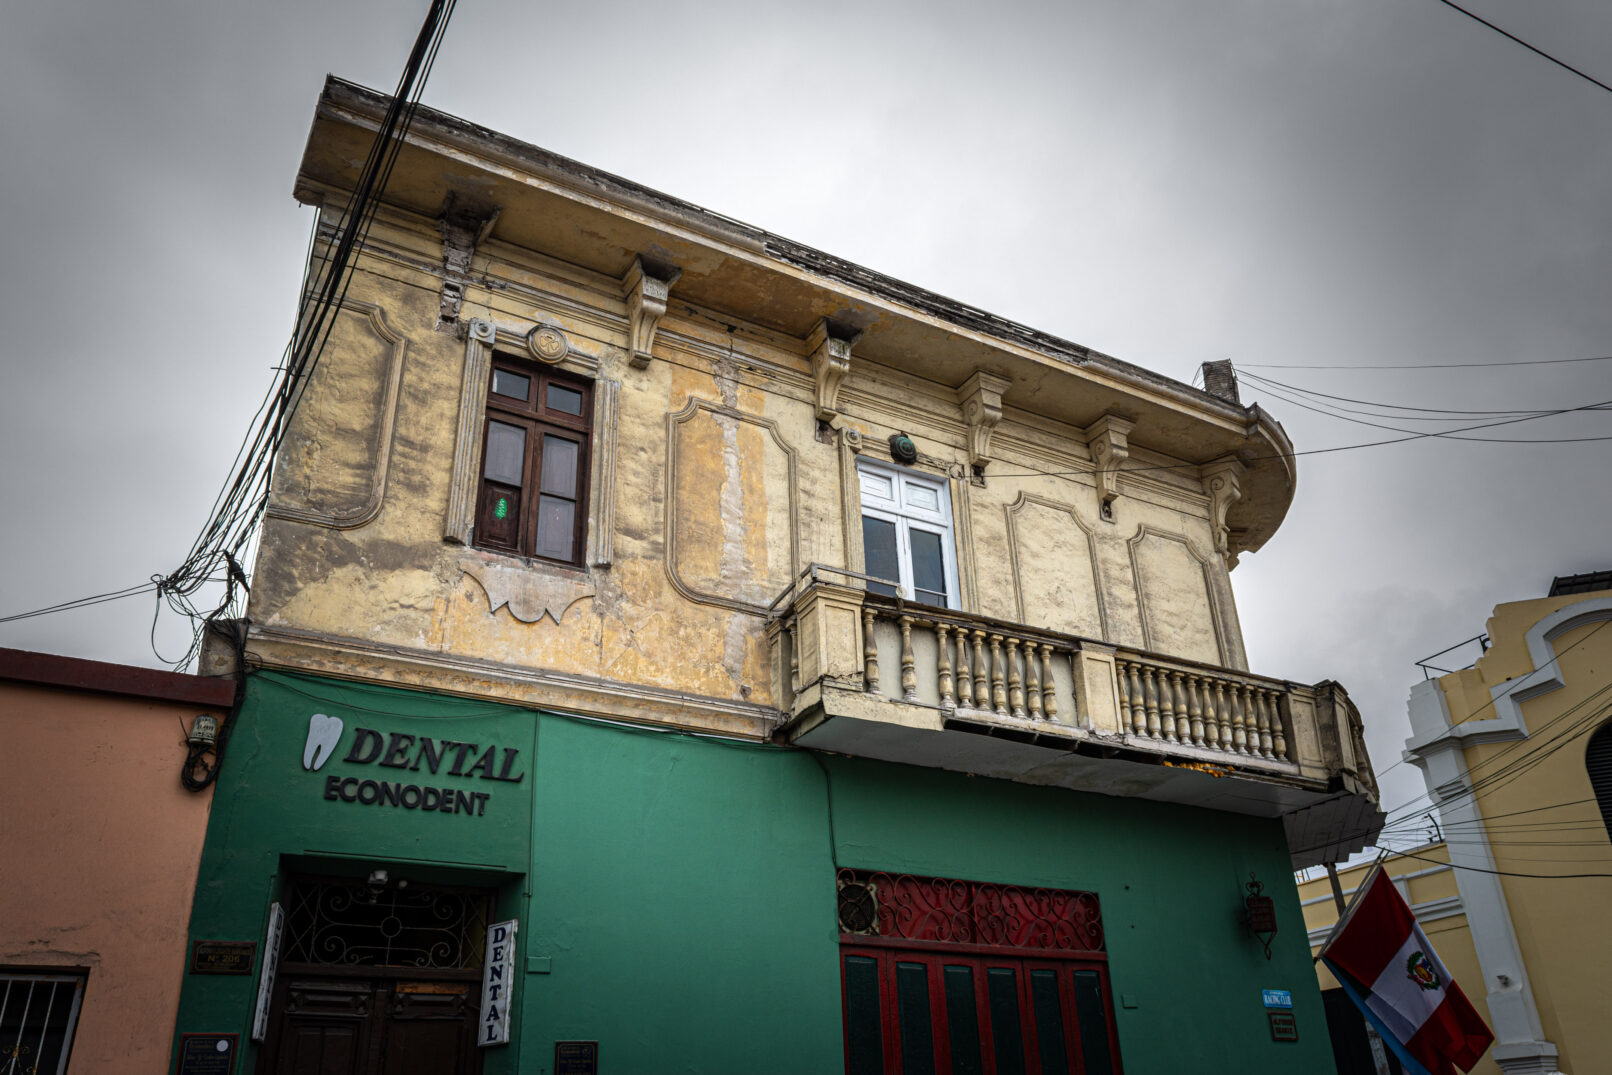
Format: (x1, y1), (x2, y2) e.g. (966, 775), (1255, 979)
(256, 877), (492, 1075)
(1321, 988), (1403, 1075)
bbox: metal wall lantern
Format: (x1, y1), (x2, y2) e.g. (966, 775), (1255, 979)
(1244, 874), (1278, 960)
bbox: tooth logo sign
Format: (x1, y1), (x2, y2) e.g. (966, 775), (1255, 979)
(303, 713), (345, 772)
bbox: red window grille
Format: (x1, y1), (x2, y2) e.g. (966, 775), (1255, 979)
(836, 868), (1105, 954)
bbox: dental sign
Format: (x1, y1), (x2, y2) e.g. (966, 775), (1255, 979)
(301, 713), (524, 818)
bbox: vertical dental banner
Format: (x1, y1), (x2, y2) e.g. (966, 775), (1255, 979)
(251, 903), (284, 1043)
(479, 919), (518, 1047)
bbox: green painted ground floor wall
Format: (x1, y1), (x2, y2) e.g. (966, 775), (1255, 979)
(172, 670), (1335, 1074)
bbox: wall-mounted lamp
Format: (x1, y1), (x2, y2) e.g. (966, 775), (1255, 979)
(187, 713), (219, 748)
(180, 713), (222, 793)
(1244, 874), (1278, 961)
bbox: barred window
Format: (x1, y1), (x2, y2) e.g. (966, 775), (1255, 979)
(0, 971), (86, 1075)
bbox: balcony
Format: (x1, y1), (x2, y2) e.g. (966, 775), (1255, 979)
(767, 568), (1383, 869)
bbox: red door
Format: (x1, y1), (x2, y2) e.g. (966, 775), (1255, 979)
(842, 946), (1121, 1075)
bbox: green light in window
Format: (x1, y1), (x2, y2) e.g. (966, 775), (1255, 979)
(495, 497), (509, 519)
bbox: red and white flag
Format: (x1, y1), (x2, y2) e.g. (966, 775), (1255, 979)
(1320, 864), (1493, 1075)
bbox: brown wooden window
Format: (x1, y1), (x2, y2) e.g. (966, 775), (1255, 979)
(475, 359), (592, 564)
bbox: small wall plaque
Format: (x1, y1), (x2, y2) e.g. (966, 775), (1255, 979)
(190, 941), (256, 975)
(1268, 1011), (1299, 1042)
(555, 1040), (599, 1074)
(176, 1033), (238, 1074)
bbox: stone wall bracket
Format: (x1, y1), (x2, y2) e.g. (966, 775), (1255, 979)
(622, 256), (682, 369)
(1083, 414), (1136, 522)
(807, 319), (862, 425)
(437, 199), (500, 326)
(955, 370), (1012, 474)
(1200, 457), (1246, 569)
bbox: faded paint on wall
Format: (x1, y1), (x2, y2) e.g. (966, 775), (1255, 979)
(1, 680), (225, 1074)
(246, 207), (1257, 727)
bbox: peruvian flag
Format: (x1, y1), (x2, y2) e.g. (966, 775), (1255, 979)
(1320, 864), (1493, 1075)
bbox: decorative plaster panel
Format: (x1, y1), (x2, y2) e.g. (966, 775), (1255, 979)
(460, 557), (594, 625)
(1126, 527), (1225, 665)
(1005, 493), (1107, 640)
(268, 300), (406, 530)
(664, 398), (799, 614)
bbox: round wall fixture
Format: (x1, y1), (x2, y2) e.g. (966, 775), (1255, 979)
(889, 432), (918, 465)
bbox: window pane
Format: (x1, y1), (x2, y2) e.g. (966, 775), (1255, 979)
(478, 486), (521, 550)
(535, 496), (576, 561)
(904, 481), (940, 512)
(986, 967), (1027, 1075)
(944, 965), (984, 1075)
(859, 470), (895, 503)
(843, 956), (884, 1075)
(1073, 970), (1117, 1075)
(540, 435), (579, 497)
(862, 516), (900, 597)
(1031, 970), (1071, 1074)
(546, 382), (584, 415)
(484, 421), (526, 486)
(896, 962), (936, 1075)
(491, 369), (530, 401)
(910, 528), (948, 606)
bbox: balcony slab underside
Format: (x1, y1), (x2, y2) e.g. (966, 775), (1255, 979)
(782, 681), (1382, 869)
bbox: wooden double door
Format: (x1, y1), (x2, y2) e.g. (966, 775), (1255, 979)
(256, 970), (483, 1075)
(842, 945), (1121, 1075)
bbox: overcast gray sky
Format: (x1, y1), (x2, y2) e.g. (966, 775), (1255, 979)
(2, 0), (1608, 845)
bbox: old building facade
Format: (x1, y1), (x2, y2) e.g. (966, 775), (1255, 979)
(170, 77), (1384, 1074)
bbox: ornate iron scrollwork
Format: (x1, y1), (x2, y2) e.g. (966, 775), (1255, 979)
(836, 868), (1104, 953)
(281, 877), (491, 969)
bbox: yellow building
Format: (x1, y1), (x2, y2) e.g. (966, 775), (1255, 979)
(172, 76), (1392, 1073)
(1299, 573), (1612, 1075)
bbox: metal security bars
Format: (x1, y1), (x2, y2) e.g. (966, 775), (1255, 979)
(281, 878), (491, 970)
(0, 972), (86, 1075)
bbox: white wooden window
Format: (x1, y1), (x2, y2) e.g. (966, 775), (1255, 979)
(857, 459), (959, 609)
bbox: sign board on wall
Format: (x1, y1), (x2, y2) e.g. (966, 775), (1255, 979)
(250, 904), (284, 1043)
(301, 713), (525, 819)
(176, 1033), (238, 1075)
(190, 941), (256, 975)
(478, 919), (518, 1047)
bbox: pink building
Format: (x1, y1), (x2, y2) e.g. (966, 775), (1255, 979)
(0, 648), (235, 1074)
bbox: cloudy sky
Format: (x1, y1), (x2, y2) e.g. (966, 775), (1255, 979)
(3, 0), (1608, 845)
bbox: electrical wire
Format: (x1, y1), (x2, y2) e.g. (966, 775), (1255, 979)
(142, 0), (460, 669)
(1238, 355), (1612, 370)
(1236, 370), (1609, 419)
(1430, 0), (1612, 98)
(1238, 376), (1612, 444)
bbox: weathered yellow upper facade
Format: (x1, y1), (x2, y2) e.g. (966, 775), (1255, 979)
(244, 77), (1382, 867)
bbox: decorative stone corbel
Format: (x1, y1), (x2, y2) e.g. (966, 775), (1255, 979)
(807, 319), (862, 423)
(1200, 458), (1245, 568)
(1083, 414), (1135, 521)
(437, 200), (500, 325)
(954, 370), (1012, 473)
(622, 256), (682, 369)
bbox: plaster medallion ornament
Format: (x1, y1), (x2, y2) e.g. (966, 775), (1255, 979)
(528, 324), (569, 363)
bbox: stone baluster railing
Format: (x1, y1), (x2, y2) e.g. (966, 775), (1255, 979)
(857, 601), (1075, 725)
(1113, 654), (1292, 763)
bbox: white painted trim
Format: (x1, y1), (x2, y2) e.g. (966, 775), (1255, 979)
(1403, 677), (1559, 1068)
(1492, 596), (1612, 728)
(1307, 894), (1465, 947)
(1298, 862), (1451, 908)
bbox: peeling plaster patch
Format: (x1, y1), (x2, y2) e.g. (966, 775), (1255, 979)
(716, 409), (751, 687)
